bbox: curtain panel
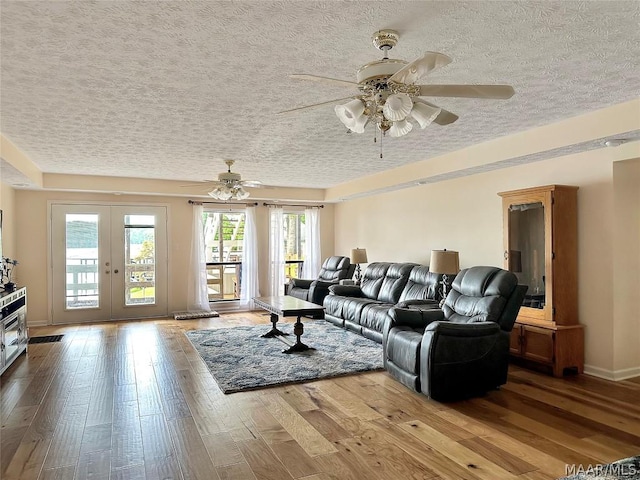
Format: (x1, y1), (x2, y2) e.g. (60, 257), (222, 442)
(268, 207), (286, 296)
(240, 206), (259, 306)
(304, 208), (321, 279)
(187, 204), (211, 311)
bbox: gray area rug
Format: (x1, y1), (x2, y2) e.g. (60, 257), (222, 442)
(557, 456), (640, 479)
(185, 320), (383, 393)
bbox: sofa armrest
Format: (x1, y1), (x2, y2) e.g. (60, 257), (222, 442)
(329, 284), (363, 297)
(388, 307), (445, 331)
(422, 321), (501, 364)
(289, 278), (313, 289)
(307, 280), (339, 305)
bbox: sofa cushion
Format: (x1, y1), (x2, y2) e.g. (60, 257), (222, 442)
(359, 303), (395, 335)
(317, 256), (352, 281)
(443, 267), (517, 324)
(376, 263), (416, 304)
(359, 263), (391, 299)
(342, 297), (383, 324)
(398, 266), (441, 303)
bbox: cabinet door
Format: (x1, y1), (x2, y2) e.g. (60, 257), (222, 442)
(509, 326), (522, 355)
(501, 189), (553, 323)
(522, 326), (554, 364)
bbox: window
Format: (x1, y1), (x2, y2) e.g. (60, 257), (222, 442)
(284, 212), (305, 283)
(202, 210), (245, 302)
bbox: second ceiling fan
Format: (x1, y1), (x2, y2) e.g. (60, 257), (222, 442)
(279, 30), (515, 138)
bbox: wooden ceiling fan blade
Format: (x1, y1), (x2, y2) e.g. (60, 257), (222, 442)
(388, 52), (452, 85)
(277, 96), (356, 114)
(418, 84), (515, 99)
(289, 74), (358, 88)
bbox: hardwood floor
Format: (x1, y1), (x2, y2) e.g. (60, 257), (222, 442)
(2, 312), (638, 480)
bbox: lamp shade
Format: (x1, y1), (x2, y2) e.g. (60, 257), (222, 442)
(383, 93), (413, 121)
(429, 249), (460, 275)
(335, 99), (366, 132)
(410, 101), (441, 129)
(389, 118), (413, 138)
(351, 248), (368, 264)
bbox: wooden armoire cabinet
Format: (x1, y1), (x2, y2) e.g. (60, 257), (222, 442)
(498, 185), (584, 376)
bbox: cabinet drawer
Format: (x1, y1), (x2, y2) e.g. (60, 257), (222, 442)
(522, 326), (554, 364)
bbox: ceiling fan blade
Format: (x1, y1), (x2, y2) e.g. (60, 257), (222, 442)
(419, 100), (459, 125)
(179, 181), (219, 187)
(240, 181), (263, 187)
(418, 84), (515, 99)
(388, 52), (452, 85)
(277, 96), (356, 114)
(289, 74), (358, 88)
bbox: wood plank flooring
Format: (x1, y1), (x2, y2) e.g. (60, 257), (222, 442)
(1, 312), (638, 480)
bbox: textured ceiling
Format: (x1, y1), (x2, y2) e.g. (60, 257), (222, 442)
(1, 1), (639, 189)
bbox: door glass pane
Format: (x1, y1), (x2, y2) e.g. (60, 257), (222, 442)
(65, 214), (99, 309)
(508, 201), (545, 309)
(124, 215), (156, 306)
(284, 213), (305, 285)
(203, 211), (245, 302)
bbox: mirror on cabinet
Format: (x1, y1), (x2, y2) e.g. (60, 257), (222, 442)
(507, 201), (545, 310)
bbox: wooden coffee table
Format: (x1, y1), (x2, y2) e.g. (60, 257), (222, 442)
(253, 296), (324, 354)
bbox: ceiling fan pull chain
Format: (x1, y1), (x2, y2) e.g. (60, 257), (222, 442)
(380, 130), (383, 159)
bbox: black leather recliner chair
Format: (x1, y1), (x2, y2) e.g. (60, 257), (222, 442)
(383, 266), (527, 401)
(287, 256), (355, 305)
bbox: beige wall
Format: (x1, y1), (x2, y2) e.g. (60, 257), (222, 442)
(14, 190), (334, 324)
(612, 159), (640, 375)
(334, 147), (638, 377)
(0, 183), (17, 259)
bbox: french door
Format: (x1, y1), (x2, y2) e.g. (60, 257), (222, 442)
(51, 204), (168, 324)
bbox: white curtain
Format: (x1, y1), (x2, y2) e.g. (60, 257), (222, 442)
(187, 204), (211, 312)
(240, 206), (259, 307)
(269, 207), (286, 296)
(304, 207), (321, 279)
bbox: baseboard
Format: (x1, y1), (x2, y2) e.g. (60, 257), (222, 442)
(26, 319), (49, 327)
(584, 364), (640, 381)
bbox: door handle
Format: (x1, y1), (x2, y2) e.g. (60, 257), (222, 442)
(106, 270), (110, 274)
(114, 269), (119, 274)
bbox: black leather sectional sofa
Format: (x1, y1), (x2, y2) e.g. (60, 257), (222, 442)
(323, 262), (442, 343)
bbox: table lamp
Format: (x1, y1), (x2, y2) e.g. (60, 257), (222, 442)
(350, 248), (368, 284)
(429, 249), (460, 305)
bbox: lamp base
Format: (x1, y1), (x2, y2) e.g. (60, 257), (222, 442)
(354, 264), (362, 285)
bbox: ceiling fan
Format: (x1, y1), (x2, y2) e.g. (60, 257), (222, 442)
(181, 160), (262, 200)
(279, 30), (515, 138)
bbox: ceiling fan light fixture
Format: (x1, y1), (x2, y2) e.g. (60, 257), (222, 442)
(234, 186), (250, 200)
(383, 93), (413, 121)
(389, 118), (413, 138)
(349, 113), (369, 133)
(209, 186), (233, 200)
(410, 101), (441, 129)
(335, 99), (366, 130)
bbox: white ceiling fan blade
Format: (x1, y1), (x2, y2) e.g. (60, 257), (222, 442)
(179, 181), (220, 187)
(289, 74), (359, 88)
(277, 96), (356, 115)
(418, 100), (459, 125)
(240, 181), (263, 187)
(388, 52), (452, 85)
(418, 84), (515, 99)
